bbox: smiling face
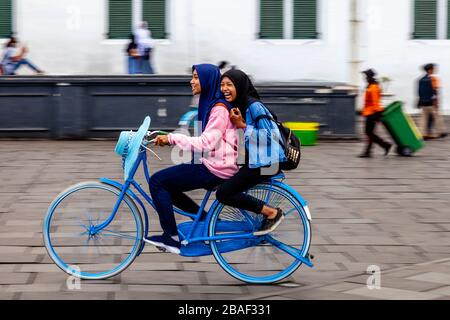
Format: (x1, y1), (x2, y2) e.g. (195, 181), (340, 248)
(190, 69), (201, 95)
(220, 76), (237, 102)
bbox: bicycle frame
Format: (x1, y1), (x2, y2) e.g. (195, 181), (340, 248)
(95, 146), (312, 267)
(96, 148), (258, 256)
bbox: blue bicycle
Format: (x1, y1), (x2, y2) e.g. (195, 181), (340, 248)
(43, 116), (313, 284)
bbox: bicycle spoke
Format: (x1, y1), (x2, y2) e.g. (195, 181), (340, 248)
(240, 210), (259, 228)
(100, 229), (140, 241)
(284, 207), (297, 217)
(264, 188), (272, 205)
(77, 217), (89, 230)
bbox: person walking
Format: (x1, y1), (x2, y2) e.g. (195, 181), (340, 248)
(125, 34), (140, 74)
(358, 69), (392, 158)
(418, 63), (447, 139)
(133, 21), (154, 74)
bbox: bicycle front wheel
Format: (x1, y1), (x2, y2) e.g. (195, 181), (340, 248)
(43, 181), (143, 280)
(209, 183), (311, 284)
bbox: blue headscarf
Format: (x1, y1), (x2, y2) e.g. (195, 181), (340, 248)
(193, 64), (231, 131)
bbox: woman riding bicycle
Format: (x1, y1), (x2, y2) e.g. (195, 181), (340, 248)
(216, 69), (287, 236)
(148, 64), (238, 254)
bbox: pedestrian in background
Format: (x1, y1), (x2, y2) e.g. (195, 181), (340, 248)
(126, 34), (140, 74)
(417, 63), (447, 139)
(358, 69), (392, 158)
(1, 37), (44, 75)
(134, 21), (154, 74)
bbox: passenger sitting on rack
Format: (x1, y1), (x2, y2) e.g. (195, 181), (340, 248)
(215, 69), (287, 236)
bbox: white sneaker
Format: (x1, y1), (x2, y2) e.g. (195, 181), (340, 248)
(144, 234), (181, 254)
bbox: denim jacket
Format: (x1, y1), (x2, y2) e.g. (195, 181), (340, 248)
(244, 101), (287, 168)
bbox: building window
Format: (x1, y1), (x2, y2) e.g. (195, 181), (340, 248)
(108, 0), (167, 39)
(259, 0), (317, 39)
(143, 0), (166, 39)
(448, 0), (450, 38)
(414, 0), (437, 39)
(293, 0), (317, 39)
(108, 0), (133, 39)
(413, 0), (450, 39)
(259, 0), (284, 39)
(0, 0), (13, 38)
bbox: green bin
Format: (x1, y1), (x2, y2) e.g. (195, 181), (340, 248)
(381, 101), (424, 156)
(284, 122), (319, 146)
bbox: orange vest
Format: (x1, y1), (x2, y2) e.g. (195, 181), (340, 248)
(431, 74), (440, 90)
(362, 83), (384, 117)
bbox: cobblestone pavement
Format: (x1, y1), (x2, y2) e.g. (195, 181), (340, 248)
(0, 128), (449, 300)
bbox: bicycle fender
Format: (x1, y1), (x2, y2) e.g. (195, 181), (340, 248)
(270, 180), (312, 221)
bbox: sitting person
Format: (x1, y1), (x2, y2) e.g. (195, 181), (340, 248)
(146, 64), (238, 254)
(215, 69), (287, 236)
(1, 37), (44, 75)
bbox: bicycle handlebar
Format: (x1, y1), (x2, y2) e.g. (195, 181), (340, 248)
(141, 131), (164, 161)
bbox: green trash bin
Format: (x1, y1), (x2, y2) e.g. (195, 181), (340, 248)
(284, 122), (319, 146)
(381, 101), (424, 156)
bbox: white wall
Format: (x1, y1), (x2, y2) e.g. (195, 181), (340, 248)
(7, 0), (450, 114)
(363, 0), (450, 114)
(13, 0), (351, 80)
(16, 0), (111, 74)
(180, 0), (351, 84)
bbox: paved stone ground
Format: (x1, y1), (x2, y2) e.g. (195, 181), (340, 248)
(0, 122), (449, 300)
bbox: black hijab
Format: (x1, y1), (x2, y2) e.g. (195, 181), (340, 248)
(221, 69), (261, 116)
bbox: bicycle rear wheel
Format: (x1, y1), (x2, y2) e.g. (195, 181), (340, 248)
(43, 181), (143, 280)
(209, 183), (311, 284)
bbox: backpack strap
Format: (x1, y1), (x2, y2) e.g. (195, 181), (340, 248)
(248, 102), (278, 125)
(254, 113), (283, 127)
(249, 103), (287, 146)
(254, 114), (273, 123)
(253, 113), (288, 148)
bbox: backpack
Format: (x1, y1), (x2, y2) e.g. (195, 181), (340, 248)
(253, 107), (301, 171)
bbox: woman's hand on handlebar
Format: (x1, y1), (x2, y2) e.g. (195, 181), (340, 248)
(154, 135), (170, 146)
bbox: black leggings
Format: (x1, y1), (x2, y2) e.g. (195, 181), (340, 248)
(216, 166), (277, 214)
(364, 112), (390, 152)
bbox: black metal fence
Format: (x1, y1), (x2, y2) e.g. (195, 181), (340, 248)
(257, 81), (358, 139)
(0, 76), (357, 139)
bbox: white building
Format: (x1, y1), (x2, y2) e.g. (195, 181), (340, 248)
(1, 0), (449, 114)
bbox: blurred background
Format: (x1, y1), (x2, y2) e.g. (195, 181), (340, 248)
(0, 0), (449, 115)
